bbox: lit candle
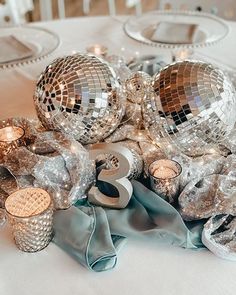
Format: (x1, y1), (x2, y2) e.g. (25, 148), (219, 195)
(153, 166), (178, 179)
(149, 159), (182, 203)
(0, 126), (24, 142)
(86, 44), (108, 57)
(0, 124), (25, 157)
(5, 187), (53, 252)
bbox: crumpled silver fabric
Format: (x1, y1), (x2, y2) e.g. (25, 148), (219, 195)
(179, 175), (236, 221)
(173, 154), (225, 190)
(105, 124), (136, 143)
(0, 166), (18, 208)
(202, 214), (236, 261)
(124, 101), (143, 128)
(2, 127), (95, 210)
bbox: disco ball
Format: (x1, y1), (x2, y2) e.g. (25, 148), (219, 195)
(125, 71), (151, 104)
(34, 54), (125, 144)
(143, 61), (236, 156)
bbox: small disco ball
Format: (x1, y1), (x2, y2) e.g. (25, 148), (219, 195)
(125, 71), (151, 104)
(143, 60), (236, 156)
(33, 54), (125, 144)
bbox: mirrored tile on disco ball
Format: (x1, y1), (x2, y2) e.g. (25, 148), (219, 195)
(202, 214), (236, 261)
(125, 71), (151, 104)
(179, 174), (236, 221)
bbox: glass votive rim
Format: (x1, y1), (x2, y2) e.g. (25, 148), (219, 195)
(148, 159), (182, 180)
(0, 126), (25, 143)
(5, 187), (52, 219)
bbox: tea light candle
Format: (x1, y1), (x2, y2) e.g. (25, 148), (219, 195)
(0, 126), (24, 142)
(0, 124), (25, 157)
(5, 188), (53, 252)
(149, 159), (182, 203)
(153, 166), (178, 179)
(86, 44), (108, 57)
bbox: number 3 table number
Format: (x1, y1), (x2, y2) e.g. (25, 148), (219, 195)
(88, 143), (134, 209)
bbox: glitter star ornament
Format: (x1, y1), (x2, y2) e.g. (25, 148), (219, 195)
(34, 54), (126, 144)
(143, 61), (236, 156)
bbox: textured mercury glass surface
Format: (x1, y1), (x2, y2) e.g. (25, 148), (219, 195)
(34, 54), (125, 144)
(5, 188), (53, 252)
(0, 121), (25, 158)
(149, 159), (182, 203)
(143, 61), (236, 156)
(202, 214), (236, 261)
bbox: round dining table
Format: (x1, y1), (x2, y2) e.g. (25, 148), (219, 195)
(1, 16), (236, 295)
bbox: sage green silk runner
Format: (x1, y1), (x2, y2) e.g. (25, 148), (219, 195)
(53, 181), (204, 272)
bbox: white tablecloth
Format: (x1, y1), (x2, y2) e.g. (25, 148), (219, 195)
(1, 16), (236, 295)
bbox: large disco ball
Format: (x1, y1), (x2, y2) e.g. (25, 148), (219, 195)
(143, 61), (236, 156)
(34, 54), (125, 144)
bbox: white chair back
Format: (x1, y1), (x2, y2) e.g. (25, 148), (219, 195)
(159, 0), (236, 20)
(39, 0), (142, 20)
(0, 0), (33, 25)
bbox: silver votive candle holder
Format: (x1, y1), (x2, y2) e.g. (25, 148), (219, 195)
(149, 159), (182, 203)
(0, 123), (25, 158)
(5, 188), (53, 252)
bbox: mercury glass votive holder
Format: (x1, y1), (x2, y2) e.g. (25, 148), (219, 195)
(149, 159), (182, 203)
(0, 122), (25, 158)
(5, 188), (53, 252)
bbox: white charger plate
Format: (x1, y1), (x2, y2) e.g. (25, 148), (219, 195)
(124, 10), (229, 49)
(0, 25), (60, 69)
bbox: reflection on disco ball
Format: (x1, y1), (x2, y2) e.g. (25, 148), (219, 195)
(143, 60), (236, 156)
(125, 71), (151, 104)
(34, 54), (125, 144)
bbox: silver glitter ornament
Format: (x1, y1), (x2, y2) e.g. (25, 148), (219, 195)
(34, 54), (125, 144)
(143, 61), (236, 156)
(125, 71), (151, 104)
(202, 214), (236, 261)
